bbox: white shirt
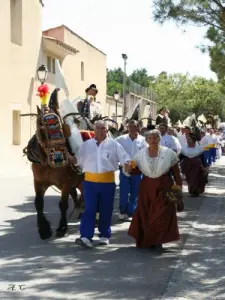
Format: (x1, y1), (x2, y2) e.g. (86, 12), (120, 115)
(134, 146), (179, 178)
(178, 134), (187, 147)
(173, 136), (182, 154)
(115, 134), (147, 159)
(160, 133), (177, 151)
(199, 136), (209, 148)
(89, 102), (101, 119)
(205, 134), (218, 145)
(212, 134), (220, 145)
(78, 138), (130, 173)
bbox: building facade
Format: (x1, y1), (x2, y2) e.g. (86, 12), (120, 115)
(0, 0), (107, 176)
(42, 25), (107, 105)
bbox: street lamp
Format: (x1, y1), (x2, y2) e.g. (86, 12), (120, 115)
(122, 54), (128, 117)
(37, 64), (49, 84)
(113, 91), (120, 122)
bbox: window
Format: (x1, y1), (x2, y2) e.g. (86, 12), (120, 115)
(81, 61), (84, 81)
(12, 110), (21, 145)
(10, 0), (22, 46)
(47, 56), (56, 74)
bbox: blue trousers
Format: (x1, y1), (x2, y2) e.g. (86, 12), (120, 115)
(119, 171), (142, 217)
(80, 181), (116, 240)
(203, 150), (210, 167)
(209, 148), (216, 163)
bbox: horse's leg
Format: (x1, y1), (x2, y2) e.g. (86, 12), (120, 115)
(34, 179), (52, 240)
(56, 186), (70, 238)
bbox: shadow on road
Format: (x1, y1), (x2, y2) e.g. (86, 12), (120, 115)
(0, 165), (224, 299)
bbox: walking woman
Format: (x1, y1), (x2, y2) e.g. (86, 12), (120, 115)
(180, 133), (208, 197)
(128, 129), (183, 251)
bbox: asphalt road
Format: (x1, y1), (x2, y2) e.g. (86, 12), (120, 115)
(0, 161), (224, 300)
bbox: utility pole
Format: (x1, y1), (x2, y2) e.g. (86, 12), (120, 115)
(113, 91), (120, 123)
(122, 54), (128, 117)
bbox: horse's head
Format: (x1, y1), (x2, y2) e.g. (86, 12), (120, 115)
(36, 88), (65, 146)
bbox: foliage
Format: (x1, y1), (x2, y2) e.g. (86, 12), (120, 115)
(107, 68), (225, 123)
(107, 68), (123, 97)
(129, 68), (151, 87)
(152, 0), (225, 80)
(149, 72), (225, 123)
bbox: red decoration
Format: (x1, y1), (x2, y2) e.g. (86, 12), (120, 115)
(37, 84), (49, 97)
(80, 131), (95, 141)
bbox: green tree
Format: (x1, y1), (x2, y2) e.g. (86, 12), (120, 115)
(107, 68), (124, 96)
(129, 68), (151, 87)
(152, 0), (225, 80)
(107, 67), (225, 123)
(149, 72), (225, 123)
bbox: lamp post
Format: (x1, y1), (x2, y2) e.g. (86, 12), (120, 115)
(37, 64), (49, 84)
(36, 64), (49, 113)
(113, 91), (120, 122)
(122, 53), (128, 117)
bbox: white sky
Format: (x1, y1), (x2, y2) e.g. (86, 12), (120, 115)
(42, 0), (216, 80)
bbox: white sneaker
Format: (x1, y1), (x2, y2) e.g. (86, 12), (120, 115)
(99, 237), (109, 245)
(118, 213), (128, 221)
(75, 237), (93, 249)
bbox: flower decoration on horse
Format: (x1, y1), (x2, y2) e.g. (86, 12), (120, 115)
(37, 84), (50, 112)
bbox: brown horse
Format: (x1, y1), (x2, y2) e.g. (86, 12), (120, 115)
(24, 103), (87, 240)
(23, 87), (97, 240)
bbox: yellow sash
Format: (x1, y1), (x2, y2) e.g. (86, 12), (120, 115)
(130, 161), (136, 169)
(208, 144), (216, 148)
(85, 171), (115, 183)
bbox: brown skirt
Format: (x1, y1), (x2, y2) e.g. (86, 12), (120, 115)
(181, 157), (207, 196)
(128, 174), (180, 248)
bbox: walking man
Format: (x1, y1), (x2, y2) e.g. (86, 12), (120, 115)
(116, 120), (147, 221)
(158, 123), (178, 152)
(75, 120), (131, 248)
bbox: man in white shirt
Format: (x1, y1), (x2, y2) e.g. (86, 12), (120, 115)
(178, 126), (187, 148)
(200, 131), (210, 166)
(206, 129), (218, 165)
(167, 127), (182, 154)
(75, 120), (131, 248)
(158, 123), (178, 151)
(116, 120), (147, 221)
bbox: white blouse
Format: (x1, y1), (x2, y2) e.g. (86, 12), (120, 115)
(181, 145), (203, 158)
(134, 146), (179, 178)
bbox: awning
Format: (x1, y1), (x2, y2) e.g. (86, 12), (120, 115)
(42, 36), (79, 59)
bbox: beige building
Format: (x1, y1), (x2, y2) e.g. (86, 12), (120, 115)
(0, 0), (107, 176)
(42, 25), (107, 103)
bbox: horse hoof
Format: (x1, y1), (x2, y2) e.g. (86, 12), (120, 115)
(39, 228), (53, 240)
(56, 226), (68, 238)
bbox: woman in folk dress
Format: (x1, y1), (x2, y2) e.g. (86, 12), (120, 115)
(180, 133), (208, 197)
(128, 129), (183, 251)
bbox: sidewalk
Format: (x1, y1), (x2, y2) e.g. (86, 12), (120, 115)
(159, 157), (225, 300)
(0, 151), (32, 178)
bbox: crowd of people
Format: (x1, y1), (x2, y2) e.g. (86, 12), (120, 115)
(73, 108), (223, 252)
